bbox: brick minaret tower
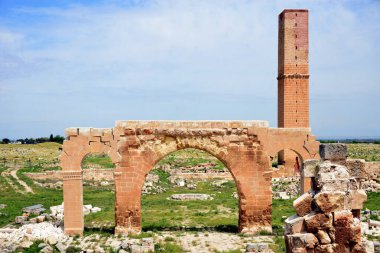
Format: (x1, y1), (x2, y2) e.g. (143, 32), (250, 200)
(277, 10), (309, 172)
(278, 9), (309, 128)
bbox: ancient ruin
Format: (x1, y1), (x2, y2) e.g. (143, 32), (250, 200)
(60, 9), (320, 236)
(285, 143), (369, 252)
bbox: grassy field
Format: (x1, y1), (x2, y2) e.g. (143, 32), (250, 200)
(347, 143), (380, 161)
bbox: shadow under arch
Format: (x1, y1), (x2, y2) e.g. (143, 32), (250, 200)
(140, 147), (240, 233)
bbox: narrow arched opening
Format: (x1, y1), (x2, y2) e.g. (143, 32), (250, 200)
(141, 148), (239, 233)
(271, 149), (304, 241)
(81, 153), (116, 234)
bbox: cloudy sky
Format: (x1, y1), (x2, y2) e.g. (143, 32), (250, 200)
(0, 0), (379, 139)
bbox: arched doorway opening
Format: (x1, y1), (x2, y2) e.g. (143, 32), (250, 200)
(141, 148), (239, 232)
(270, 149), (303, 230)
(81, 153), (115, 233)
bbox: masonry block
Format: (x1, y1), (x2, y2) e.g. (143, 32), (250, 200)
(319, 144), (347, 161)
(345, 159), (367, 179)
(303, 159), (319, 177)
(293, 193), (313, 217)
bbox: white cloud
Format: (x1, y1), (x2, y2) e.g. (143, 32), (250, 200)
(0, 0), (379, 138)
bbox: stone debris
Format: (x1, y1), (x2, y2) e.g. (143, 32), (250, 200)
(272, 176), (300, 199)
(246, 242), (272, 252)
(22, 204), (46, 215)
(170, 193), (213, 201)
(142, 173), (165, 195)
(284, 144), (368, 253)
(0, 222), (67, 253)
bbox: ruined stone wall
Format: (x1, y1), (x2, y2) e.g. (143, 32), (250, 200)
(285, 144), (368, 252)
(60, 120), (318, 236)
(24, 169), (114, 181)
(365, 162), (380, 179)
(169, 172), (233, 180)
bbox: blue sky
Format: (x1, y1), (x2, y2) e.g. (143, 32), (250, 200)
(0, 0), (379, 139)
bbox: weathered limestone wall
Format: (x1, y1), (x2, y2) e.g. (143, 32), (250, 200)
(285, 144), (368, 252)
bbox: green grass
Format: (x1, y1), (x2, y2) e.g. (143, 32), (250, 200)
(141, 180), (238, 231)
(364, 192), (380, 210)
(82, 153), (115, 169)
(347, 143), (380, 161)
(157, 148), (225, 170)
(155, 241), (184, 252)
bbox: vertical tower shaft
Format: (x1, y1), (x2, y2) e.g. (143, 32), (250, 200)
(278, 9), (309, 128)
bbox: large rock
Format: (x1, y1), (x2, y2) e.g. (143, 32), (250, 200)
(15, 216), (28, 224)
(314, 192), (345, 213)
(333, 210), (353, 227)
(285, 233), (318, 249)
(293, 193), (313, 217)
(316, 161), (350, 192)
(316, 230), (331, 244)
(303, 159), (320, 178)
(319, 144), (347, 161)
(304, 212), (333, 232)
(314, 244), (335, 253)
(285, 215), (306, 234)
(345, 159), (367, 179)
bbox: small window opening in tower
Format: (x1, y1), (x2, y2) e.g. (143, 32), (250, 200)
(296, 46), (298, 50)
(295, 34), (297, 38)
(295, 56), (298, 60)
(295, 23), (297, 27)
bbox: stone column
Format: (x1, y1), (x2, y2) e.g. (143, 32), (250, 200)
(63, 171), (84, 236)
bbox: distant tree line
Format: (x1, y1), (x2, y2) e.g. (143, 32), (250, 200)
(319, 139), (380, 144)
(1, 134), (65, 144)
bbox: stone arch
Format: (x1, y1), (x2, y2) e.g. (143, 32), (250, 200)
(60, 128), (118, 235)
(114, 126), (273, 235)
(61, 121), (319, 236)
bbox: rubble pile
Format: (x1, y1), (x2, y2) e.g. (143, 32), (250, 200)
(272, 176), (300, 200)
(0, 222), (68, 253)
(15, 203), (101, 225)
(142, 174), (166, 194)
(285, 144), (372, 253)
(170, 193), (213, 201)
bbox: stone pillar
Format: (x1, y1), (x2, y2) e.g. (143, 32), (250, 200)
(62, 171), (84, 236)
(114, 149), (148, 235)
(233, 147), (272, 234)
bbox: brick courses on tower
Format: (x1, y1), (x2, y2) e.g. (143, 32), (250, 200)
(278, 9), (309, 128)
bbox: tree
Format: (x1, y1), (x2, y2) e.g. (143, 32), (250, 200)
(2, 138), (10, 144)
(49, 134), (54, 142)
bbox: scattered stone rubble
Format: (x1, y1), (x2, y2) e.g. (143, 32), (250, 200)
(285, 144), (373, 253)
(0, 222), (67, 253)
(15, 203), (101, 225)
(272, 176), (300, 200)
(170, 193), (213, 201)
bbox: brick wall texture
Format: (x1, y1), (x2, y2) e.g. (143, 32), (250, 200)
(278, 9), (309, 128)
